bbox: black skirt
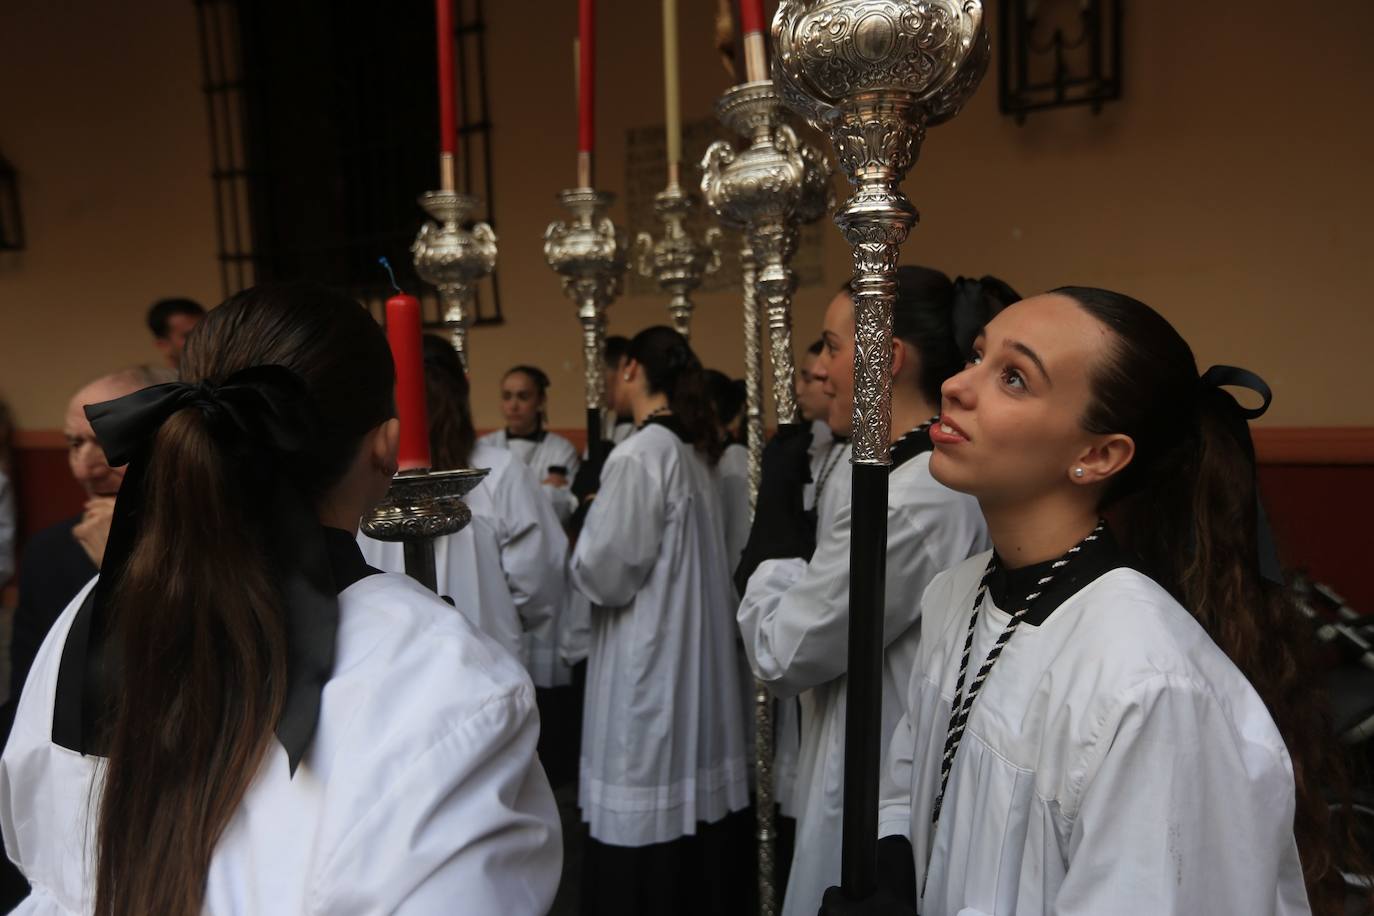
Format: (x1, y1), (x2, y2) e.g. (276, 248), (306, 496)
(581, 807), (756, 916)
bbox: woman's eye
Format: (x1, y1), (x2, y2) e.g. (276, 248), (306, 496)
(1001, 367), (1025, 390)
(965, 351), (982, 367)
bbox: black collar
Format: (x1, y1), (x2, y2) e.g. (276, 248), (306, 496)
(988, 525), (1133, 626)
(52, 526), (381, 772)
(889, 426), (934, 471)
(505, 426), (546, 443)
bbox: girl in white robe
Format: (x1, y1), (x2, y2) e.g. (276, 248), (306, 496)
(0, 284), (560, 915)
(477, 364), (580, 527)
(570, 326), (751, 916)
(738, 269), (1009, 916)
(846, 287), (1353, 915)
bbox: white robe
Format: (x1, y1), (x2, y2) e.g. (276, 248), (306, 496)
(360, 442), (569, 686)
(878, 557), (1311, 916)
(478, 430), (580, 688)
(715, 442), (752, 575)
(570, 423), (750, 846)
(738, 450), (988, 916)
(778, 435), (848, 819)
(1, 573), (562, 916)
(477, 428), (580, 525)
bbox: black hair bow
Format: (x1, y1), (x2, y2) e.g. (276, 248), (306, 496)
(1197, 365), (1282, 585)
(54, 365), (337, 775)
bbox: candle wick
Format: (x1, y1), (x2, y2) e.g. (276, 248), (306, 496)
(378, 256), (402, 294)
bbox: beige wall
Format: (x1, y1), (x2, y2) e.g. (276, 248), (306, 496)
(3, 0), (1373, 432)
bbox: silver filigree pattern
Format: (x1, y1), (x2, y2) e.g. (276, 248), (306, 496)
(545, 188), (629, 411)
(773, 0), (987, 465)
(633, 183), (723, 338)
(360, 467), (488, 542)
(412, 191), (498, 371)
(702, 81), (835, 428)
(740, 242), (765, 513)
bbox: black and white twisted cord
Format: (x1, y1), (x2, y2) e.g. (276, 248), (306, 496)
(929, 518), (1106, 829)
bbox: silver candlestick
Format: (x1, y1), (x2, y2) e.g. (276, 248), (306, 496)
(361, 467), (489, 593)
(703, 81), (834, 426)
(545, 188), (629, 452)
(633, 180), (723, 339)
(412, 191), (498, 370)
(701, 79), (833, 916)
(773, 0), (989, 899)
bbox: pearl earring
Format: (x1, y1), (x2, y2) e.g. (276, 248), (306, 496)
(623, 373), (631, 381)
(1073, 467), (1085, 478)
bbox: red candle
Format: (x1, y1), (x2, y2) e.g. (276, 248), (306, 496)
(436, 0), (457, 155)
(577, 0), (595, 186)
(739, 0), (766, 35)
(386, 293), (432, 471)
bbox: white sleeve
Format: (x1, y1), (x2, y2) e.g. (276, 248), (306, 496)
(1055, 678), (1307, 916)
(720, 471), (752, 574)
(876, 709), (916, 841)
(557, 589), (591, 666)
(568, 452), (664, 609)
(493, 464), (568, 634)
(309, 687), (561, 916)
(735, 496), (951, 699)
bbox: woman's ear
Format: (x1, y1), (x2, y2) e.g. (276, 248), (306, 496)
(890, 338), (908, 380)
(1069, 433), (1135, 487)
(372, 418), (401, 478)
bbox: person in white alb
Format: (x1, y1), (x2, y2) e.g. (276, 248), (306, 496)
(737, 268), (1014, 916)
(569, 326), (751, 916)
(828, 288), (1337, 915)
(0, 285), (561, 916)
(478, 364), (581, 524)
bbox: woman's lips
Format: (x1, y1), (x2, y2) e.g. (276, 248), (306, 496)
(930, 416), (969, 445)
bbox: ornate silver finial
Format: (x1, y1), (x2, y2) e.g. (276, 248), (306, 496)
(411, 191), (498, 371)
(544, 188), (628, 413)
(702, 81), (834, 425)
(361, 467), (490, 592)
(633, 183), (723, 339)
(772, 0), (988, 465)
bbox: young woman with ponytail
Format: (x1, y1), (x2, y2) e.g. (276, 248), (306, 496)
(0, 285), (561, 915)
(841, 287), (1359, 915)
(569, 325), (751, 916)
(737, 266), (1010, 916)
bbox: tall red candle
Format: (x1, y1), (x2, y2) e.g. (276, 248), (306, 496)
(437, 0), (457, 157)
(577, 0), (595, 186)
(386, 293), (432, 471)
(739, 0), (766, 35)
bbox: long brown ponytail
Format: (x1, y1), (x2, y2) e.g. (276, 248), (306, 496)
(94, 283), (394, 916)
(629, 325), (723, 465)
(1059, 285), (1368, 915)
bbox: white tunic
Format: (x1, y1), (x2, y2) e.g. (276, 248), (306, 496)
(1, 573), (562, 915)
(878, 557), (1311, 916)
(570, 423), (750, 846)
(360, 442), (569, 685)
(778, 435), (849, 819)
(477, 429), (580, 525)
(739, 450), (987, 916)
(715, 442), (752, 574)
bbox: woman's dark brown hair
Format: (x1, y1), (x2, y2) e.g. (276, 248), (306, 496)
(629, 325), (723, 465)
(424, 334), (476, 469)
(94, 283), (394, 916)
(1057, 285), (1368, 915)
